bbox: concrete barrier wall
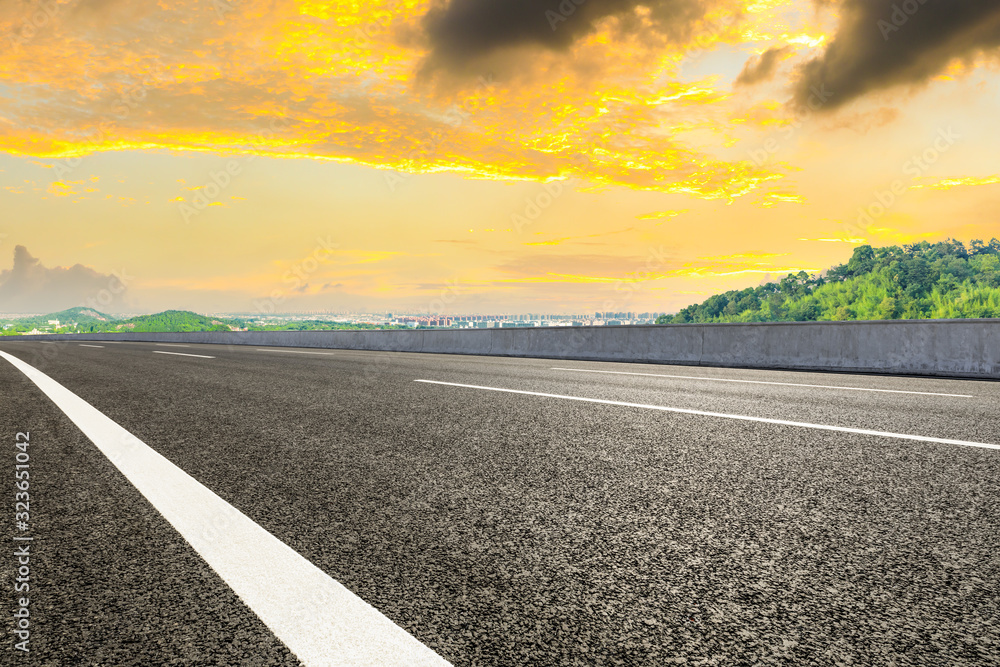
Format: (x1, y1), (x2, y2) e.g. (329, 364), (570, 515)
(10, 319), (1000, 379)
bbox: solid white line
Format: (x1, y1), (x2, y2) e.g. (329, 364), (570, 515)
(550, 367), (973, 398)
(79, 344), (105, 348)
(152, 350), (216, 359)
(0, 349), (449, 667)
(156, 343), (192, 348)
(415, 379), (999, 451)
(256, 349), (336, 356)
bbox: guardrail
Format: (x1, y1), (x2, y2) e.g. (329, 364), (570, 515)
(8, 319), (1000, 379)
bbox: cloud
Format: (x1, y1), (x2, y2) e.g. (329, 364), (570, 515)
(422, 0), (724, 72)
(754, 188), (805, 208)
(910, 174), (1000, 191)
(46, 180), (80, 197)
(798, 237), (867, 244)
(0, 246), (127, 313)
(0, 0), (781, 201)
(735, 46), (792, 86)
(523, 226), (636, 246)
(636, 209), (687, 220)
(793, 0), (1000, 110)
(819, 105), (900, 133)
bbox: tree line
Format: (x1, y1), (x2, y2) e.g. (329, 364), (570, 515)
(657, 239), (1000, 324)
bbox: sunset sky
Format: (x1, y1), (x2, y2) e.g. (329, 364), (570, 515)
(1, 0), (998, 314)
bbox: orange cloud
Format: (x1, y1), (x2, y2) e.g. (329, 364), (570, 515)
(0, 0), (794, 201)
(798, 238), (868, 244)
(636, 209), (688, 220)
(911, 175), (1000, 191)
(46, 180), (79, 197)
(754, 188), (805, 208)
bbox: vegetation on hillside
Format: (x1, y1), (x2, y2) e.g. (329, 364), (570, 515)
(0, 309), (238, 334)
(0, 308), (406, 334)
(657, 239), (1000, 324)
(45, 306), (117, 326)
(0, 307), (119, 335)
(110, 310), (239, 332)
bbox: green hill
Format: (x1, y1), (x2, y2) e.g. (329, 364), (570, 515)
(1, 309), (243, 333)
(658, 238), (1000, 324)
(0, 307), (119, 334)
(107, 310), (240, 333)
(44, 307), (119, 326)
(1, 309), (400, 335)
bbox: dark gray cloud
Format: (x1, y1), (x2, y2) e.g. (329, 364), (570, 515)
(735, 46), (792, 86)
(0, 246), (128, 314)
(794, 0), (1000, 110)
(422, 0), (720, 71)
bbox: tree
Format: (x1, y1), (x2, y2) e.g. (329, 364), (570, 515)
(877, 297), (898, 320)
(657, 238), (1000, 324)
(846, 245), (875, 277)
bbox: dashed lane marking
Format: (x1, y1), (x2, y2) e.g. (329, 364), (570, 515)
(152, 351), (216, 359)
(550, 367), (973, 398)
(416, 379), (998, 450)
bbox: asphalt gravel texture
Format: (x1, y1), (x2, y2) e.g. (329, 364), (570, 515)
(1, 340), (999, 666)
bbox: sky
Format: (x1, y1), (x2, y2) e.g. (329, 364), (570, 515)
(1, 0), (998, 315)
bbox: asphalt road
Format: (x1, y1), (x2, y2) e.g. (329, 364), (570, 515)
(1, 340), (999, 665)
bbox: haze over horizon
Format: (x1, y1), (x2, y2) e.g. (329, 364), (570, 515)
(2, 0), (999, 314)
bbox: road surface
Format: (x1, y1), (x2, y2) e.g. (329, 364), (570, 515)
(1, 340), (998, 665)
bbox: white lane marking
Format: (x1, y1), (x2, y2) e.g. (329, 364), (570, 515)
(156, 343), (192, 348)
(36, 340), (123, 344)
(152, 350), (216, 359)
(415, 379), (999, 451)
(551, 367), (973, 398)
(79, 344), (105, 348)
(256, 349), (336, 356)
(0, 349), (450, 667)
